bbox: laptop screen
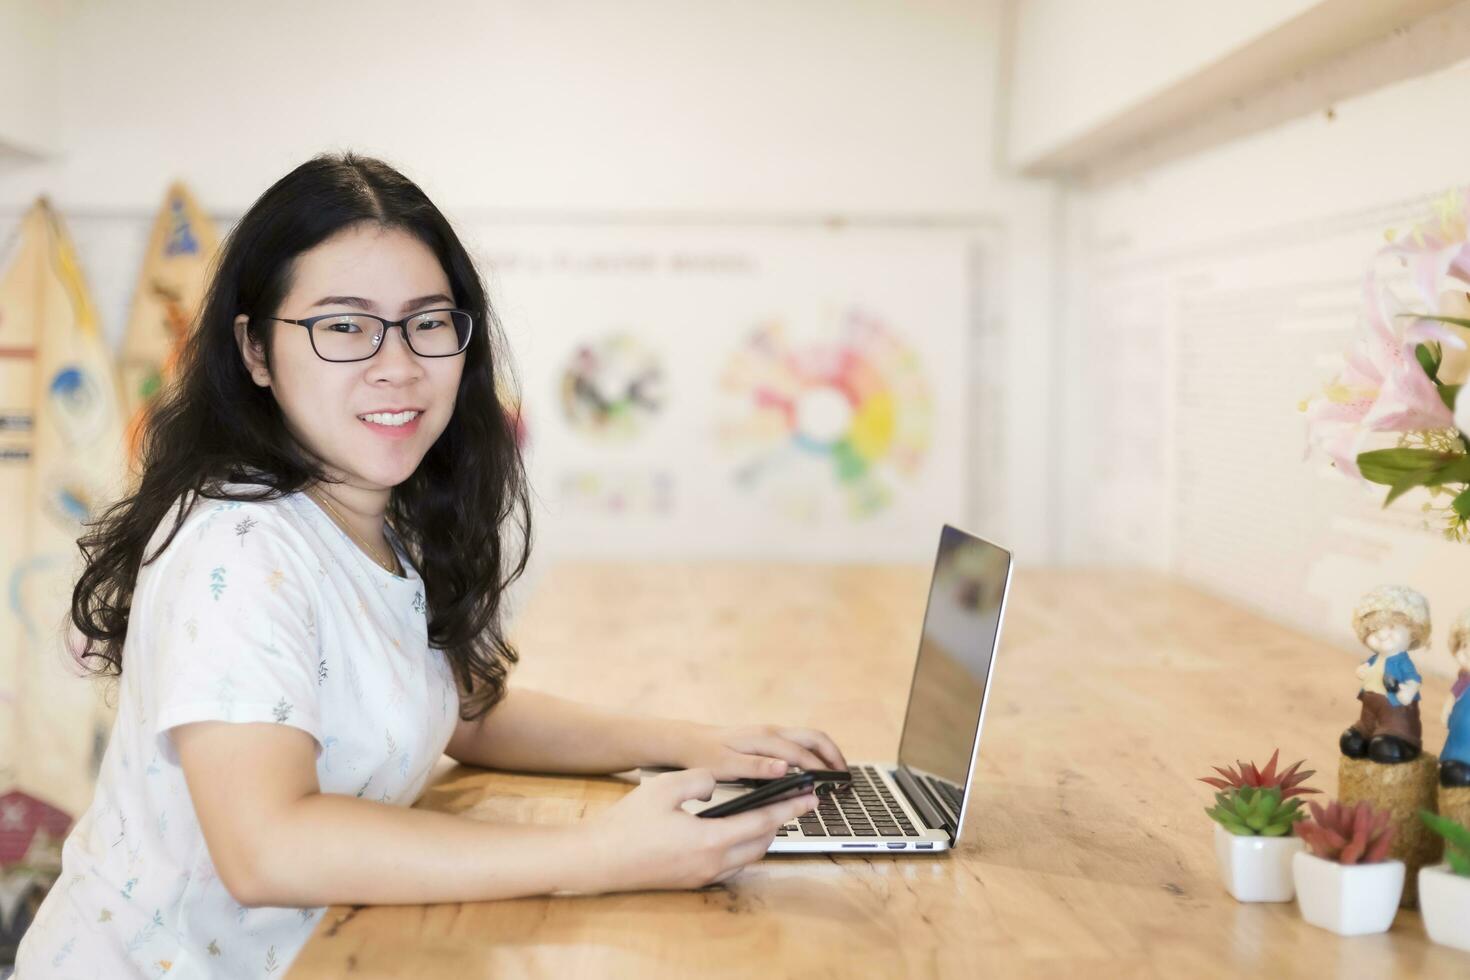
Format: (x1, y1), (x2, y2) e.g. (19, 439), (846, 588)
(895, 524), (1011, 795)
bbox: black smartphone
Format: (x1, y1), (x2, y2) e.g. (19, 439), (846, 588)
(696, 771), (817, 818)
(736, 768), (853, 791)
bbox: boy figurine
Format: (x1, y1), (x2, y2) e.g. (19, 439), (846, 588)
(1340, 585), (1428, 764)
(1440, 608), (1470, 787)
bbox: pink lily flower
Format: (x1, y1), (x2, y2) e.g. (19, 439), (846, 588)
(1304, 275), (1462, 478)
(1381, 188), (1470, 312)
(1360, 276), (1461, 432)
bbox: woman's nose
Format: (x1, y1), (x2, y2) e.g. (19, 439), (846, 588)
(368, 325), (425, 376)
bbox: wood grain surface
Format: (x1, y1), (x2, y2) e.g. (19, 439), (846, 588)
(287, 563), (1470, 978)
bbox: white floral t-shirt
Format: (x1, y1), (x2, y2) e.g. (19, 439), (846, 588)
(16, 483), (461, 979)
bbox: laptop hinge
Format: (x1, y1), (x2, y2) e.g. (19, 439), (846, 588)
(893, 766), (955, 838)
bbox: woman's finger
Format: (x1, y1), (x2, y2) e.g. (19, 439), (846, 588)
(726, 753), (792, 780)
(723, 832), (778, 870)
(712, 792), (816, 849)
(735, 733), (827, 772)
(776, 727), (848, 770)
(708, 866), (742, 886)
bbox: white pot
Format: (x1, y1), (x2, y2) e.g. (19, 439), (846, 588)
(1292, 851), (1404, 935)
(1419, 863), (1470, 952)
(1213, 822), (1305, 902)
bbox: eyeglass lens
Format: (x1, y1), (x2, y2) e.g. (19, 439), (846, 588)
(310, 311), (471, 360)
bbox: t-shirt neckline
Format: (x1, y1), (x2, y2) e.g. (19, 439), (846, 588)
(292, 490), (419, 585)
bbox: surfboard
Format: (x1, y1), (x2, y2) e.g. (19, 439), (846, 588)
(0, 199), (127, 815)
(119, 182), (219, 477)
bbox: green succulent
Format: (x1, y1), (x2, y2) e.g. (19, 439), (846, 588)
(1206, 786), (1305, 837)
(1420, 810), (1470, 877)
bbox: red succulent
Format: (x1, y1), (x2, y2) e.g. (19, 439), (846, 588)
(1296, 799), (1396, 865)
(1198, 749), (1320, 800)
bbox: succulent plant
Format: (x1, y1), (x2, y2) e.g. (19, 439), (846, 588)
(1420, 810), (1470, 877)
(1206, 786), (1306, 836)
(1296, 799), (1396, 864)
(1199, 749), (1321, 800)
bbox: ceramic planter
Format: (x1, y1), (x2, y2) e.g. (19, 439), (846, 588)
(1419, 863), (1470, 952)
(1292, 851), (1404, 935)
(1213, 822), (1305, 902)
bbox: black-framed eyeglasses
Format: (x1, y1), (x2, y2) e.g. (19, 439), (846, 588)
(266, 308), (474, 362)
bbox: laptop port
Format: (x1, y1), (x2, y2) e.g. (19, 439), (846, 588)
(840, 843), (878, 848)
(886, 842), (906, 849)
(916, 843), (935, 849)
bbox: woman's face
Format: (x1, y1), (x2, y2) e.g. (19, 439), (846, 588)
(234, 222), (466, 495)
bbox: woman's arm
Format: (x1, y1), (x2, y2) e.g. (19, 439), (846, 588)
(173, 719), (594, 906)
(172, 718), (816, 907)
(447, 685), (848, 779)
(445, 685), (688, 775)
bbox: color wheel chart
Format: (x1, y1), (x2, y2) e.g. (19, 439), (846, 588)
(559, 332), (666, 442)
(717, 309), (933, 522)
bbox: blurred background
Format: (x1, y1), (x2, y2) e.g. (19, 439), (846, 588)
(4, 0), (1470, 851)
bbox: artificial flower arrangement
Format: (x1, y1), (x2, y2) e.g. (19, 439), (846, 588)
(1418, 811), (1470, 952)
(1303, 186), (1470, 537)
(1201, 750), (1320, 902)
(1292, 799), (1402, 935)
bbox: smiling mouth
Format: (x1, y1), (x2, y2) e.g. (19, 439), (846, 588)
(357, 410), (421, 427)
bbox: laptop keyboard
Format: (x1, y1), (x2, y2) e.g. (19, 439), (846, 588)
(924, 774), (963, 815)
(776, 764), (919, 838)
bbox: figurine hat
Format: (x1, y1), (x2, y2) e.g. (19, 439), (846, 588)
(1451, 607), (1470, 655)
(1352, 585), (1431, 648)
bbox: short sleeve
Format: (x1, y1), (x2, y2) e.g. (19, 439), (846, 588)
(1386, 652), (1422, 687)
(147, 502), (325, 764)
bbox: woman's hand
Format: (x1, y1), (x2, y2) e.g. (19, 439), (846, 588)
(576, 768), (818, 894)
(669, 721), (849, 781)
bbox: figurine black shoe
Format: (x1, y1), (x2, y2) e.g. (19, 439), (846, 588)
(1441, 759), (1470, 787)
(1367, 734), (1420, 764)
(1339, 728), (1369, 758)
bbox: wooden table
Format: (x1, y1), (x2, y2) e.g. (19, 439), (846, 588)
(288, 564), (1470, 977)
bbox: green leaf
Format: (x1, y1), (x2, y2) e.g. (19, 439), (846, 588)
(1359, 448), (1458, 483)
(1419, 809), (1470, 858)
(1207, 805), (1250, 835)
(1359, 449), (1470, 502)
(1261, 822), (1291, 836)
(1384, 482), (1415, 507)
(1447, 847), (1470, 878)
(1417, 343), (1442, 382)
(1440, 383), (1462, 412)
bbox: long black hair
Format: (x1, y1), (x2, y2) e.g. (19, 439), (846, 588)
(71, 151), (531, 720)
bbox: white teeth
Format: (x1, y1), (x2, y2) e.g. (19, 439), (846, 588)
(359, 410), (420, 426)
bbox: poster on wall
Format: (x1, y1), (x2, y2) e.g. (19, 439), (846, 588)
(471, 223), (984, 563)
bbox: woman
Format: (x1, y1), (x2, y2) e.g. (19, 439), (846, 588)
(17, 153), (841, 978)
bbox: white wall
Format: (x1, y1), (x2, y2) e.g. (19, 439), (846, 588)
(0, 0), (56, 161)
(3, 0), (1010, 215)
(1036, 8), (1470, 675)
(0, 0), (1058, 565)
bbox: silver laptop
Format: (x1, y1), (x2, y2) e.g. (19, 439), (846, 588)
(645, 524), (1013, 854)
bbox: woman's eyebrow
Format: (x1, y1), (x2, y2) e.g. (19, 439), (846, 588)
(310, 293), (454, 312)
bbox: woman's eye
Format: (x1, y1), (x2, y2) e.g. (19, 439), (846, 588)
(414, 319), (444, 331)
(324, 320), (361, 334)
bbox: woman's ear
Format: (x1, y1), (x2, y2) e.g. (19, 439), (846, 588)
(233, 314), (272, 387)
